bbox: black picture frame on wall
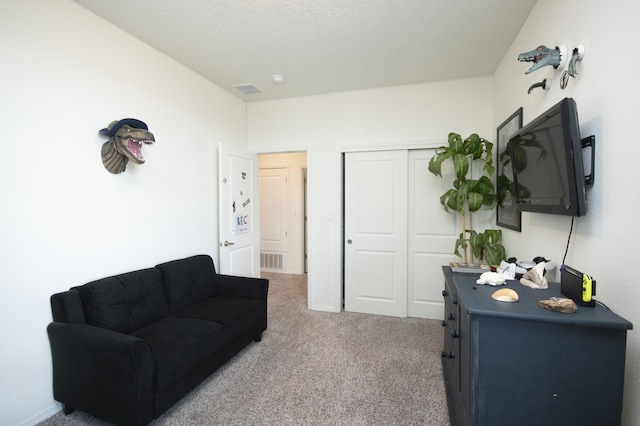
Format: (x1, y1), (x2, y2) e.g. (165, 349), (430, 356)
(496, 107), (523, 231)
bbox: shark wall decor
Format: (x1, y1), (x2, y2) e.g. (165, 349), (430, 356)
(99, 118), (155, 174)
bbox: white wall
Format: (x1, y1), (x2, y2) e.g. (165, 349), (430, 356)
(0, 1), (246, 425)
(5, 0), (639, 424)
(493, 0), (640, 424)
(248, 78), (494, 311)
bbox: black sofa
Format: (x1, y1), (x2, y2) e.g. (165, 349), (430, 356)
(47, 254), (268, 426)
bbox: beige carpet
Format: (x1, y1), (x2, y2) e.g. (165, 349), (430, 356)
(39, 272), (450, 426)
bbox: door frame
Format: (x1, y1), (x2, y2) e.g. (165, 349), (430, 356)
(255, 148), (310, 297)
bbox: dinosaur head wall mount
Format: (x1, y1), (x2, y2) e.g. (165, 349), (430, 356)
(99, 118), (155, 174)
(517, 44), (585, 93)
(517, 45), (567, 74)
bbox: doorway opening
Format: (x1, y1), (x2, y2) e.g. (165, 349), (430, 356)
(258, 152), (308, 276)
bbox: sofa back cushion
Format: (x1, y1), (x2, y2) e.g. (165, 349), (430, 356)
(155, 255), (219, 312)
(76, 268), (168, 334)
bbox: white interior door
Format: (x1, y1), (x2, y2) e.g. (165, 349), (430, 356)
(407, 149), (457, 319)
(219, 143), (260, 277)
(259, 167), (289, 252)
(344, 150), (408, 317)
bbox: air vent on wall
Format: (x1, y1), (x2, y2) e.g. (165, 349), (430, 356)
(233, 84), (262, 95)
(261, 252), (283, 270)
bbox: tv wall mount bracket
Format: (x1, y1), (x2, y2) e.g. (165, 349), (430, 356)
(582, 135), (595, 185)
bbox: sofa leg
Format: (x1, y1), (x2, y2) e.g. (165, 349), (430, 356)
(63, 404), (76, 415)
(255, 333), (263, 342)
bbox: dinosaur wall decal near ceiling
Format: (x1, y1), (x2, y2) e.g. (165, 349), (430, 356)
(517, 45), (566, 74)
(99, 118), (155, 174)
(517, 44), (585, 92)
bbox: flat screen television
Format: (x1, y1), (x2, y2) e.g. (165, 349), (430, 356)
(507, 97), (589, 216)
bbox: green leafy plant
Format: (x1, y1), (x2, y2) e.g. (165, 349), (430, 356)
(469, 229), (506, 266)
(428, 132), (504, 264)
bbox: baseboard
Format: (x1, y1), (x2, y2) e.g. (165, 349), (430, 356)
(309, 304), (340, 313)
(260, 268), (303, 275)
(15, 402), (61, 426)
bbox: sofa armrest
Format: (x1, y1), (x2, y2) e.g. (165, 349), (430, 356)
(216, 275), (269, 301)
(51, 290), (86, 323)
(47, 322), (154, 426)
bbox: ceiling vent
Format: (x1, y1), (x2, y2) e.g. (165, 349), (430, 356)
(233, 84), (262, 95)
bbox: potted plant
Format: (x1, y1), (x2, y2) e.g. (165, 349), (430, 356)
(428, 132), (505, 265)
(469, 229), (506, 266)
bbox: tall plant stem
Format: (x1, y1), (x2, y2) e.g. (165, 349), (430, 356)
(461, 214), (468, 263)
(468, 211), (474, 263)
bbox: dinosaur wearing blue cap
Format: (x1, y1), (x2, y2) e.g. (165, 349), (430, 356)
(99, 118), (155, 174)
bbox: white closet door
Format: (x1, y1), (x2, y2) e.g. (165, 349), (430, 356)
(344, 150), (408, 317)
(407, 149), (457, 319)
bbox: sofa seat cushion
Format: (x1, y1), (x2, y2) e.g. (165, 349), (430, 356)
(76, 268), (168, 334)
(170, 297), (264, 343)
(131, 317), (224, 391)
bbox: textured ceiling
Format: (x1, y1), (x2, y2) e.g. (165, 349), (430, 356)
(72, 0), (537, 101)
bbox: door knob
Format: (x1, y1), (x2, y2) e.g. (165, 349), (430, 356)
(347, 239), (352, 244)
(223, 240), (235, 247)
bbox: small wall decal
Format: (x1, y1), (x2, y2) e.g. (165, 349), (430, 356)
(235, 214), (250, 233)
(99, 118), (155, 174)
